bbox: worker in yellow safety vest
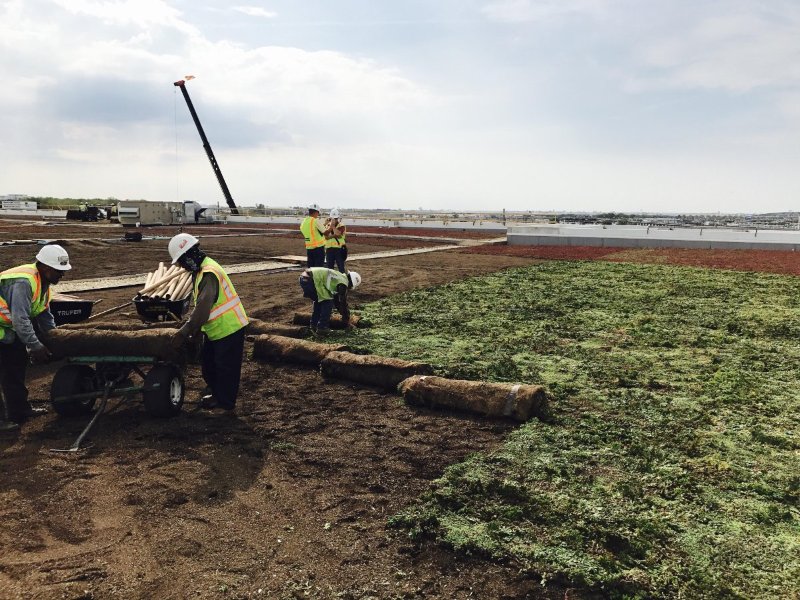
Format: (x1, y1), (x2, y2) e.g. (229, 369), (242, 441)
(0, 245), (72, 431)
(298, 267), (361, 334)
(324, 208), (347, 273)
(300, 203), (326, 268)
(169, 233), (248, 413)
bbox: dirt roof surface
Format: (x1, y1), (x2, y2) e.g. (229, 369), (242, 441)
(1, 222), (582, 599)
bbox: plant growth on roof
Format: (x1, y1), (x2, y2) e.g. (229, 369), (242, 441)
(349, 261), (800, 599)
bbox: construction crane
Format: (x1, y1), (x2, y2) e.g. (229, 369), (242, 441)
(173, 78), (239, 215)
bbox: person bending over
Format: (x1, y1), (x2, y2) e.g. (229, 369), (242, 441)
(298, 267), (361, 334)
(0, 245), (72, 430)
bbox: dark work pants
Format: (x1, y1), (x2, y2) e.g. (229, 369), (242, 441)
(300, 275), (317, 301)
(299, 276), (333, 330)
(0, 337), (31, 422)
(312, 300), (333, 331)
(325, 247), (345, 273)
(201, 328), (245, 410)
(306, 247), (325, 268)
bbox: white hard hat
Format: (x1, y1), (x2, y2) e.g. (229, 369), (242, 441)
(36, 244), (72, 271)
(168, 233), (199, 264)
(348, 271), (361, 290)
(330, 208), (341, 219)
(307, 203), (320, 212)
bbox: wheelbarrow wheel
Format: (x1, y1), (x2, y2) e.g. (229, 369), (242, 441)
(50, 365), (97, 417)
(143, 364), (184, 418)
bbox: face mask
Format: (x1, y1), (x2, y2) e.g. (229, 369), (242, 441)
(179, 252), (202, 273)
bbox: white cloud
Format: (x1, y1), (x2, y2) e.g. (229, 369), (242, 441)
(481, 0), (611, 23)
(0, 0), (442, 207)
(232, 6), (277, 19)
(775, 91), (800, 121)
(627, 8), (800, 93)
(2, 0), (800, 212)
(214, 46), (434, 116)
(49, 0), (186, 29)
(0, 0), (435, 132)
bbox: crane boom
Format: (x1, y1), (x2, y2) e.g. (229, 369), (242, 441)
(173, 79), (239, 215)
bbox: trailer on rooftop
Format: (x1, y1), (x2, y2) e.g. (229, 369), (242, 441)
(117, 200), (221, 226)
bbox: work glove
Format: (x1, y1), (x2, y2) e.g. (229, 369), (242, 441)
(29, 346), (52, 364)
(170, 329), (188, 350)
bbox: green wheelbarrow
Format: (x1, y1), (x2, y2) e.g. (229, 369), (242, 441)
(49, 355), (185, 453)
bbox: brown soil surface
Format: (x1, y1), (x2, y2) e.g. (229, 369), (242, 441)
(464, 243), (800, 275)
(0, 222), (585, 599)
(0, 230), (444, 280)
(192, 222), (502, 239)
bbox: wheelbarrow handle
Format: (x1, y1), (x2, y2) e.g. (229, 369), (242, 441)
(88, 301), (133, 321)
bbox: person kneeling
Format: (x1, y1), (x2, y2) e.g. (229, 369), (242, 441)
(298, 267), (361, 334)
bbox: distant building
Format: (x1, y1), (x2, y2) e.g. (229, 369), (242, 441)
(1, 195), (36, 210)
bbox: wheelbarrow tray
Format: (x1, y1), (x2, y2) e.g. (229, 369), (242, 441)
(50, 298), (101, 325)
(134, 296), (190, 322)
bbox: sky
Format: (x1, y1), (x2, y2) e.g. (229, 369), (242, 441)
(1, 0), (799, 213)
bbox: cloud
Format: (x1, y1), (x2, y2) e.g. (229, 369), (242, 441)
(232, 6), (277, 19)
(48, 77), (165, 123)
(49, 0), (187, 30)
(626, 6), (800, 93)
(480, 0), (611, 23)
(3, 0), (799, 211)
(0, 0), (436, 153)
(775, 91), (800, 121)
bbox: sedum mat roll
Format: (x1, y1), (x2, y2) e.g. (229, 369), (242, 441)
(246, 318), (307, 338)
(397, 375), (548, 422)
(46, 329), (186, 363)
(59, 321), (179, 331)
(251, 334), (348, 366)
(292, 312), (362, 329)
(320, 351), (433, 390)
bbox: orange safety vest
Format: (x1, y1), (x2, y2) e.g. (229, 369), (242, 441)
(0, 264), (50, 338)
(300, 216), (326, 249)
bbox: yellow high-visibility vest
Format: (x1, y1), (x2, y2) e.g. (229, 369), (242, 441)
(300, 217), (325, 249)
(0, 263), (50, 340)
(193, 257), (248, 341)
(325, 222), (346, 249)
(309, 267), (349, 301)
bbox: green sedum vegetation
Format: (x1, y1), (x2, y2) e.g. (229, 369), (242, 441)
(349, 261), (800, 599)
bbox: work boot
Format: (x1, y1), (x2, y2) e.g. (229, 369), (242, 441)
(0, 420), (19, 432)
(8, 404), (47, 423)
(200, 395), (218, 409)
(205, 405), (236, 417)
